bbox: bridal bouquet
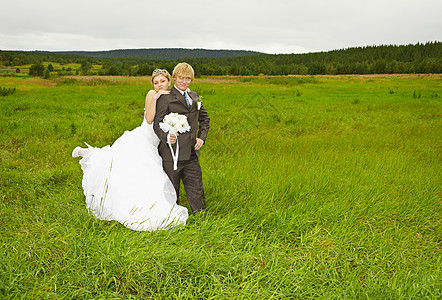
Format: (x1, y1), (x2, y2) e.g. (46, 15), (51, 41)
(160, 113), (191, 134)
(159, 113), (191, 170)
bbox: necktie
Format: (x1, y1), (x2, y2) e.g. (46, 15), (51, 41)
(184, 91), (191, 108)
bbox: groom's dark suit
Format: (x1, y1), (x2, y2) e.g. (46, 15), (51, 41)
(153, 86), (210, 213)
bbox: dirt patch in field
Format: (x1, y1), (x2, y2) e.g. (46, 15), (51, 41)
(28, 77), (57, 87)
(59, 75), (245, 86)
(0, 76), (57, 90)
(2, 74), (440, 90)
(194, 76), (246, 84)
(62, 75), (152, 84)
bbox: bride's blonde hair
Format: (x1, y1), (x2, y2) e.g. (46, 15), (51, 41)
(151, 69), (171, 83)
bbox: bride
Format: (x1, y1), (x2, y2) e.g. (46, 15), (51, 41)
(72, 69), (188, 231)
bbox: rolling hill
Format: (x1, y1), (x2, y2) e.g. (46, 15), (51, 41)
(54, 48), (264, 60)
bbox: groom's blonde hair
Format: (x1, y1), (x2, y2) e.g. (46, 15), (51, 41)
(172, 62), (195, 80)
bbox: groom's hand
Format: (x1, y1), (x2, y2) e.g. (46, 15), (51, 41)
(169, 133), (178, 144)
(195, 138), (204, 150)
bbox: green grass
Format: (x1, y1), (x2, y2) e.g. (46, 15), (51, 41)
(1, 75), (441, 299)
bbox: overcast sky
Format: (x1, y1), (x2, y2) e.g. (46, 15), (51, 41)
(1, 0), (440, 54)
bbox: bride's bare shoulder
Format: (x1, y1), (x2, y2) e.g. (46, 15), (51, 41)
(146, 90), (156, 96)
(145, 90), (156, 102)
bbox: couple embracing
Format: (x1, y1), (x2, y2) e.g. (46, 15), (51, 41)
(72, 63), (210, 231)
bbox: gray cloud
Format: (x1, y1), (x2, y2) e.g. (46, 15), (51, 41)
(1, 0), (440, 53)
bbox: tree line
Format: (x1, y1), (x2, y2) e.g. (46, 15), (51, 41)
(1, 42), (440, 76)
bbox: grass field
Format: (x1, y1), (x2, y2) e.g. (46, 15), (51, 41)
(0, 74), (441, 299)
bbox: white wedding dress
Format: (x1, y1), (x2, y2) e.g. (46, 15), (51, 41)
(77, 119), (188, 231)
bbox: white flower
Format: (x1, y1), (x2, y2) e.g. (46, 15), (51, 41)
(196, 95), (203, 110)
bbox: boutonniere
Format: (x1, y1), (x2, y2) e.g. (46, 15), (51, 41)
(196, 95), (203, 110)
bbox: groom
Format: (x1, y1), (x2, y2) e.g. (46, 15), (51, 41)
(153, 63), (210, 213)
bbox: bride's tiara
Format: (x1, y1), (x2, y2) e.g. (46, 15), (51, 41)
(152, 69), (170, 77)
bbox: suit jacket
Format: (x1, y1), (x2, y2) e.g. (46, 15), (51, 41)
(153, 86), (210, 161)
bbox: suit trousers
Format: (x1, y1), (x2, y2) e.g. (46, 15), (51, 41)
(162, 154), (206, 213)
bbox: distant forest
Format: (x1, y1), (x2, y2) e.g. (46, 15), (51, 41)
(1, 42), (440, 76)
(54, 48), (263, 60)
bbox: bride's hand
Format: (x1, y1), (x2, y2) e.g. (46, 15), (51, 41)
(154, 90), (170, 101)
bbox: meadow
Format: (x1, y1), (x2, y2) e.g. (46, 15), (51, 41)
(0, 74), (441, 299)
